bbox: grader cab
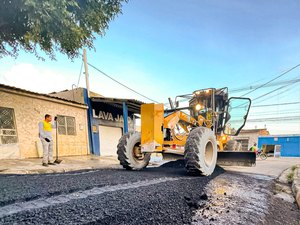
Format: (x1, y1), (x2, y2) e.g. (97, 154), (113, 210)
(117, 87), (256, 176)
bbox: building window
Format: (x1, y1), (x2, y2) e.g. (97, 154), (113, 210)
(57, 116), (76, 135)
(0, 107), (18, 144)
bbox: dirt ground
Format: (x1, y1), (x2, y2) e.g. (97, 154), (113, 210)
(191, 171), (300, 225)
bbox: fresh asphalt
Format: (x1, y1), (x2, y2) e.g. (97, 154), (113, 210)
(0, 161), (224, 225)
(0, 160), (299, 225)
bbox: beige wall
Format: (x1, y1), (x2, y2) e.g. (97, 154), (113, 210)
(0, 89), (89, 159)
(233, 129), (269, 150)
(50, 88), (103, 104)
(233, 133), (257, 150)
(50, 88), (85, 104)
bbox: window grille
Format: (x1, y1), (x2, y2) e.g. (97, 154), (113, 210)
(0, 107), (18, 144)
(57, 116), (76, 135)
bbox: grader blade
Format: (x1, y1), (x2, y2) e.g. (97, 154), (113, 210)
(217, 151), (256, 167)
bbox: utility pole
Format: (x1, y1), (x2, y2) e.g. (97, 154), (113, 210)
(83, 49), (90, 98)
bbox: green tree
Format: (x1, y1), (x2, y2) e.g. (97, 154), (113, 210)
(0, 0), (127, 59)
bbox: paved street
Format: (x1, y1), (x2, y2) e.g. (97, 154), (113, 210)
(1, 1), (299, 224)
(222, 157), (300, 178)
(0, 159), (299, 225)
(0, 161), (221, 224)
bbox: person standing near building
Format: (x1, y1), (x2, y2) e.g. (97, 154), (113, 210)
(39, 114), (56, 166)
(249, 143), (258, 154)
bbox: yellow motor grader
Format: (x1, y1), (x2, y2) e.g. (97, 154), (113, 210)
(117, 87), (255, 176)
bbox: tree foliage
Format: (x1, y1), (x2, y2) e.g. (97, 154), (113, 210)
(0, 0), (127, 59)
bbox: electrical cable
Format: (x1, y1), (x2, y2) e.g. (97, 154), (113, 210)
(231, 78), (299, 109)
(245, 116), (300, 122)
(240, 63), (300, 97)
(253, 82), (299, 105)
(251, 102), (300, 108)
(87, 63), (159, 103)
(251, 79), (300, 102)
(250, 79), (300, 103)
(231, 78), (300, 93)
(248, 111), (300, 117)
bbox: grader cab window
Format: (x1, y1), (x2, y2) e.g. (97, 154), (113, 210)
(224, 98), (251, 136)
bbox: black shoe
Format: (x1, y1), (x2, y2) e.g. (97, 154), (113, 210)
(48, 162), (56, 165)
(42, 163), (49, 167)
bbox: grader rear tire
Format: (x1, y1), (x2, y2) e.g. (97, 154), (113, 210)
(117, 132), (151, 170)
(184, 127), (218, 176)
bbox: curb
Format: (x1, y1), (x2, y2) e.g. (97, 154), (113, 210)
(0, 165), (121, 175)
(292, 166), (300, 208)
(0, 167), (92, 175)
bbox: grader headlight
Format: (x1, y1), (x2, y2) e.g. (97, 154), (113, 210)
(195, 104), (202, 111)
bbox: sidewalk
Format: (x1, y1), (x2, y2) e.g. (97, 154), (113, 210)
(223, 157), (300, 208)
(222, 157), (300, 178)
(0, 155), (122, 174)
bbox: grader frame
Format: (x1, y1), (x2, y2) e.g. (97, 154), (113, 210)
(117, 87), (256, 175)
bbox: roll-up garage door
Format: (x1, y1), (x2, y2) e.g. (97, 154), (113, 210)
(99, 126), (122, 156)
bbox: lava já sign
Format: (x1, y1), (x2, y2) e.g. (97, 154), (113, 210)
(93, 109), (132, 123)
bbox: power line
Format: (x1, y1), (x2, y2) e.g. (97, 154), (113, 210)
(87, 63), (159, 103)
(240, 63), (300, 97)
(249, 111), (300, 117)
(165, 77), (299, 107)
(231, 78), (300, 93)
(232, 79), (299, 109)
(251, 109), (300, 113)
(251, 102), (300, 108)
(251, 78), (300, 102)
(253, 81), (299, 105)
(246, 116), (300, 122)
(232, 116), (300, 123)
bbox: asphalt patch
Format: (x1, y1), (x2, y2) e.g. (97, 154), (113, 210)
(159, 159), (186, 168)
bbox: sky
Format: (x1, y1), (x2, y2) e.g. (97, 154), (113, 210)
(0, 0), (300, 135)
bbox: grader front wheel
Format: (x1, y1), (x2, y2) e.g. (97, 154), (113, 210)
(184, 127), (218, 176)
(117, 132), (151, 170)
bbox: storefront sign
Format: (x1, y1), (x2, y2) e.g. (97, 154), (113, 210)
(93, 109), (132, 123)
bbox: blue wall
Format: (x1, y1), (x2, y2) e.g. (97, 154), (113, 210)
(83, 89), (97, 155)
(83, 88), (133, 156)
(258, 136), (300, 157)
